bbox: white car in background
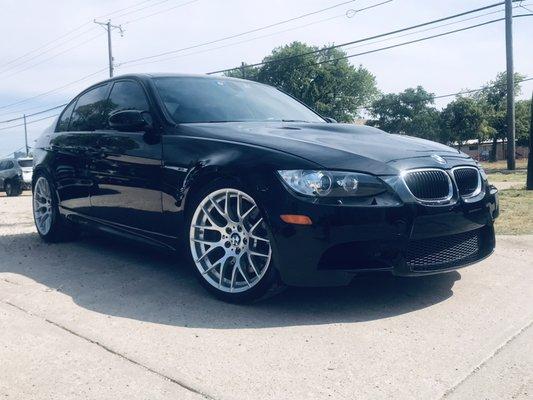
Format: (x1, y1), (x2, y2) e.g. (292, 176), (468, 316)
(0, 157), (33, 196)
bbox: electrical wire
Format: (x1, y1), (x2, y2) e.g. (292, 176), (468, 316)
(0, 68), (107, 111)
(121, 0), (200, 25)
(0, 113), (59, 132)
(206, 1), (510, 75)
(0, 32), (105, 79)
(0, 104), (68, 124)
(118, 0), (361, 65)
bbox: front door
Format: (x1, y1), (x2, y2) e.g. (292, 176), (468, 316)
(88, 79), (163, 233)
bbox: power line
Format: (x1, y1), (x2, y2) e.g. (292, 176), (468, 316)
(118, 0), (361, 66)
(121, 0), (200, 25)
(206, 1), (511, 75)
(310, 14), (532, 68)
(0, 22), (92, 71)
(0, 146), (26, 159)
(0, 113), (59, 132)
(0, 67), (107, 111)
(0, 104), (67, 124)
(0, 32), (105, 79)
(119, 0), (392, 69)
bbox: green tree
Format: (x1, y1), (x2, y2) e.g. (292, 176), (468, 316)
(474, 71), (525, 160)
(439, 96), (484, 146)
(516, 99), (531, 145)
(367, 86), (441, 140)
(225, 42), (379, 122)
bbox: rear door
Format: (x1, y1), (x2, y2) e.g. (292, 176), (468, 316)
(88, 79), (163, 232)
(50, 84), (109, 214)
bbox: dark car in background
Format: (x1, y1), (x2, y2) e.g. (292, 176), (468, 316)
(31, 74), (499, 302)
(0, 157), (33, 196)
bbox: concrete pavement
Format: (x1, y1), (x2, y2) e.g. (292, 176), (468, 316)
(1, 194), (532, 399)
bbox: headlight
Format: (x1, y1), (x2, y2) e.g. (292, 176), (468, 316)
(277, 170), (387, 197)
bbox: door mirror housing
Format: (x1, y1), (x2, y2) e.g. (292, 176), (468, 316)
(108, 110), (153, 132)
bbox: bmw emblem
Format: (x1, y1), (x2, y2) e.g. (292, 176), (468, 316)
(431, 154), (447, 165)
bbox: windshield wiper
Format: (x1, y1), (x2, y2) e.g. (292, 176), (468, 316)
(280, 119), (311, 123)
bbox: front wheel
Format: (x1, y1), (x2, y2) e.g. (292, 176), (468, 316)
(5, 181), (22, 197)
(187, 183), (282, 302)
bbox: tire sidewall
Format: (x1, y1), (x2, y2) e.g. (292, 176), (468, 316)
(184, 178), (280, 303)
(32, 171), (62, 241)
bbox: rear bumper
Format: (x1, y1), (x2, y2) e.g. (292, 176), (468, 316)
(258, 179), (499, 287)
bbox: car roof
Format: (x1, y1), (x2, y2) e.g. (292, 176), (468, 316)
(90, 73), (250, 88)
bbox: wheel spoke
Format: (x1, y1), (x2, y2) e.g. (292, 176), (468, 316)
(250, 218), (263, 234)
(237, 262), (251, 287)
(249, 249), (269, 258)
(209, 197), (228, 222)
(247, 253), (261, 277)
(230, 262), (238, 291)
(250, 234), (269, 243)
(240, 205), (256, 222)
(194, 245), (219, 263)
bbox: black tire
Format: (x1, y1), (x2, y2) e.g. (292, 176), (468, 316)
(184, 179), (284, 303)
(32, 172), (80, 243)
(5, 180), (21, 197)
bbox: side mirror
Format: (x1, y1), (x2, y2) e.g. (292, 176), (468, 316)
(108, 110), (153, 132)
(324, 117), (338, 123)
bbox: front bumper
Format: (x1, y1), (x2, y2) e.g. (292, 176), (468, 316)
(256, 176), (499, 287)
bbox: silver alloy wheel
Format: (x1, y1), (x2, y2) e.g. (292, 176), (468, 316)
(189, 188), (272, 293)
(33, 176), (53, 235)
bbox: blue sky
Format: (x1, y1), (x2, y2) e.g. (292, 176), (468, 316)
(1, 0), (532, 156)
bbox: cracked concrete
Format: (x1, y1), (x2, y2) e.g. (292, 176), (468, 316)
(1, 194), (532, 399)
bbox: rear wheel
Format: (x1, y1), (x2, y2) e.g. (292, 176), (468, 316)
(187, 182), (282, 302)
(33, 174), (79, 242)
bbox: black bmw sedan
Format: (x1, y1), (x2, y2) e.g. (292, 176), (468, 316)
(32, 73), (499, 302)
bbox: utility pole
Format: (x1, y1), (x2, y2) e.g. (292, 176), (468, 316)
(527, 90), (533, 190)
(23, 114), (28, 156)
(505, 0), (516, 170)
(94, 20), (124, 78)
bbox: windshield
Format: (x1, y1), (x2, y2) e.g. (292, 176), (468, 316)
(17, 159), (33, 168)
(153, 77), (325, 124)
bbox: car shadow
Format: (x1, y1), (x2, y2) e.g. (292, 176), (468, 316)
(0, 231), (460, 329)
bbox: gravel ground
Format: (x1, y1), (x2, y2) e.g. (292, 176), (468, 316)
(1, 193), (532, 400)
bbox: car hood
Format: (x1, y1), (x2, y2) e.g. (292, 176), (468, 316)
(178, 122), (472, 175)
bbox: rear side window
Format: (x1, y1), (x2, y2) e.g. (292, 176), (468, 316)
(56, 101), (76, 132)
(108, 81), (149, 115)
(69, 84), (109, 131)
(0, 161), (5, 170)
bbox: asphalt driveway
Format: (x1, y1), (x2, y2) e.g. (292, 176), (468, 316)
(1, 194), (532, 399)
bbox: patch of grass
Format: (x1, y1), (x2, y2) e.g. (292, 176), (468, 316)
(480, 159), (528, 174)
(494, 189), (533, 235)
(486, 170), (526, 183)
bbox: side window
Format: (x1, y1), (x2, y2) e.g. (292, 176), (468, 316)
(69, 84), (110, 131)
(108, 81), (149, 116)
(56, 100), (76, 132)
(6, 161), (14, 170)
(0, 161), (5, 170)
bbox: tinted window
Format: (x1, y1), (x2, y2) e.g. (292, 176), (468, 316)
(0, 161), (5, 170)
(56, 101), (76, 132)
(18, 159), (33, 168)
(70, 84), (110, 131)
(5, 161), (14, 169)
(108, 81), (149, 115)
(153, 77), (324, 124)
